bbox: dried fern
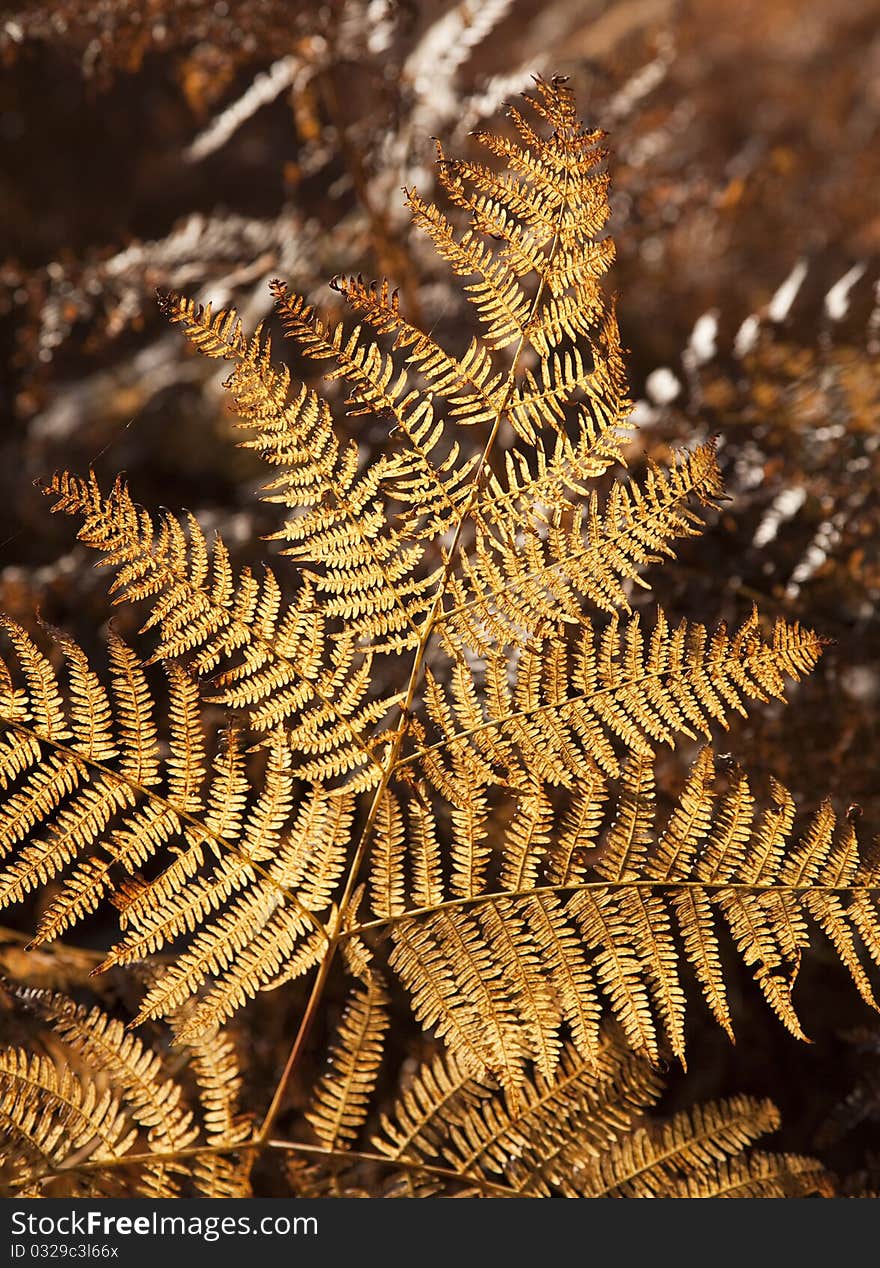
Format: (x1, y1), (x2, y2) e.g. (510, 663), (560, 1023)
(293, 1018), (831, 1198)
(0, 988), (251, 1198)
(0, 75), (875, 1198)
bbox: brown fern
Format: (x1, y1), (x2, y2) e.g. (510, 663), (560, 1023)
(0, 75), (874, 1199)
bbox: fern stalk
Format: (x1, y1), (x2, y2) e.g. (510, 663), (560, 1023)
(257, 160), (573, 1141)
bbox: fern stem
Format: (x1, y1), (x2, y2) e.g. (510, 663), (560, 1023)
(12, 1136), (517, 1198)
(7, 1140), (262, 1192)
(255, 935), (337, 1141)
(343, 877), (880, 938)
(256, 156), (574, 1140)
(264, 1139), (517, 1196)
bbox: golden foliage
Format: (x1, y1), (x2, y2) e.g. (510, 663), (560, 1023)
(298, 1027), (831, 1198)
(0, 988), (251, 1197)
(0, 75), (873, 1197)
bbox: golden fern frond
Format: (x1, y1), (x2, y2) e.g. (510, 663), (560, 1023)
(405, 190), (533, 354)
(271, 282), (481, 558)
(184, 1026), (253, 1197)
(666, 1152), (835, 1198)
(386, 896), (601, 1080)
(425, 78), (612, 358)
(329, 274), (505, 429)
(115, 774), (346, 1036)
(233, 74), (634, 668)
(404, 782), (444, 909)
(11, 988), (196, 1197)
(0, 1049), (136, 1197)
(91, 74), (649, 785)
(369, 788), (406, 920)
(371, 1047), (482, 1169)
(0, 991), (252, 1198)
(365, 1032), (830, 1197)
(441, 443), (724, 653)
(573, 1094), (833, 1198)
(409, 609), (824, 791)
(388, 908), (527, 1093)
(289, 1038), (647, 1196)
(165, 291), (455, 653)
(0, 623), (348, 1031)
(305, 974), (389, 1150)
(16, 989), (197, 1151)
(43, 472), (388, 786)
(3, 73), (872, 1203)
(186, 1026), (251, 1145)
(331, 274), (629, 546)
(580, 1094), (779, 1196)
(377, 748), (880, 1081)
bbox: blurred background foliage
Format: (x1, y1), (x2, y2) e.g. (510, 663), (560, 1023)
(1, 0), (878, 1189)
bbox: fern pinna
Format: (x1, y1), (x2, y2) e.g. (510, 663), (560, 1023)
(0, 77), (875, 1197)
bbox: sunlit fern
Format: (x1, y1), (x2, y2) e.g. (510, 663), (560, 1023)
(296, 985), (833, 1197)
(0, 987), (252, 1198)
(0, 76), (877, 1195)
(0, 984), (831, 1199)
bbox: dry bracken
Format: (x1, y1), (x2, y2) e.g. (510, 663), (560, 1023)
(0, 76), (874, 1198)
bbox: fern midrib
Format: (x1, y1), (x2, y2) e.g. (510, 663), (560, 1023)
(391, 634), (818, 771)
(12, 1135), (520, 1198)
(344, 876), (880, 938)
(256, 147), (575, 1142)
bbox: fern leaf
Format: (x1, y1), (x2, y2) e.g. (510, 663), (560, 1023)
(0, 1050), (136, 1193)
(0, 991), (253, 1198)
(184, 1026), (254, 1197)
(444, 444), (723, 653)
(0, 628), (339, 1030)
(375, 749), (880, 1070)
(369, 788), (406, 920)
(408, 610), (824, 789)
(306, 975), (389, 1149)
(371, 1032), (829, 1198)
(43, 472), (385, 787)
